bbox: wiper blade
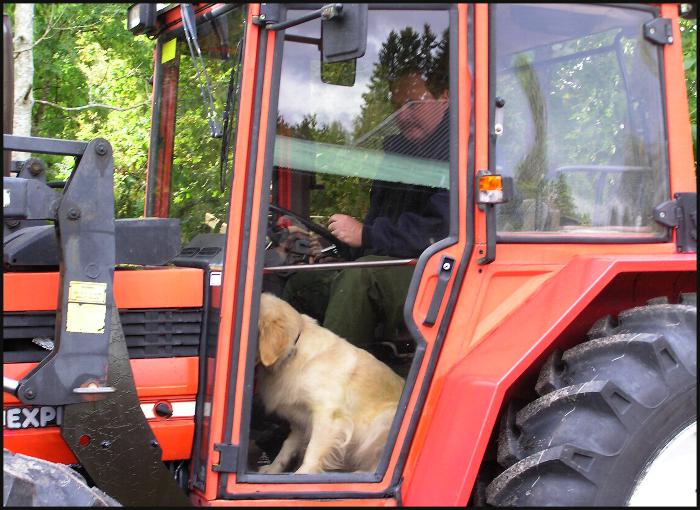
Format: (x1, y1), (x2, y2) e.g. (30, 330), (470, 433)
(181, 3), (222, 138)
(219, 36), (244, 192)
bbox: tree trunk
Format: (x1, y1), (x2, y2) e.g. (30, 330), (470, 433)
(13, 3), (34, 161)
(3, 14), (14, 176)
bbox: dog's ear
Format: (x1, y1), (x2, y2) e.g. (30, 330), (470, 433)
(258, 293), (302, 367)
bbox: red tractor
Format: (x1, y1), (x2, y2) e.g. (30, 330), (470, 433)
(3, 3), (696, 506)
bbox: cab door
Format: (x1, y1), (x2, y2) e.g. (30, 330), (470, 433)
(201, 3), (474, 504)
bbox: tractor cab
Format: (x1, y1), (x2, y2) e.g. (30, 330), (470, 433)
(3, 2), (695, 507)
(133, 2), (690, 501)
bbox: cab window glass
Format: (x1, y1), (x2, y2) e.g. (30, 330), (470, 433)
(264, 8), (451, 331)
(159, 7), (244, 243)
(492, 4), (668, 236)
(270, 9), (450, 246)
(249, 8), (451, 475)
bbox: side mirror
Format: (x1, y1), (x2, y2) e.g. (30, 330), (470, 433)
(320, 59), (357, 87)
(321, 4), (368, 64)
(262, 4), (367, 86)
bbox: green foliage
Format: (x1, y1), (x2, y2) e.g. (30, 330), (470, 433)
(8, 3), (153, 218)
(166, 10), (245, 242)
(680, 18), (697, 160)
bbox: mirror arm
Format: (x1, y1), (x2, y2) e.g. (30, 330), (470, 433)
(284, 34), (322, 48)
(254, 3), (342, 31)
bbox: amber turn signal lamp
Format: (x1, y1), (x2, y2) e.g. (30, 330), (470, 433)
(477, 173), (512, 204)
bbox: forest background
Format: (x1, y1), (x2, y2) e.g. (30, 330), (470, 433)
(4, 4), (697, 242)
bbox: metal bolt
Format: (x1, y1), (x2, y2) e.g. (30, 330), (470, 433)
(321, 5), (338, 20)
(659, 212), (666, 218)
(150, 439), (159, 448)
(442, 262), (451, 271)
(67, 208), (81, 220)
(100, 440), (112, 449)
(28, 161), (42, 176)
(259, 14), (266, 20)
(649, 27), (656, 34)
(95, 143), (107, 156)
(24, 388), (35, 400)
(667, 36), (673, 44)
(85, 263), (100, 279)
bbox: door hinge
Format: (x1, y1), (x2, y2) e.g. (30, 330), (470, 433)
(643, 17), (674, 45)
(654, 192), (697, 253)
(212, 443), (239, 473)
(252, 3), (280, 26)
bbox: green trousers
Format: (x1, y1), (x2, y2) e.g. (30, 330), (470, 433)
(282, 256), (415, 347)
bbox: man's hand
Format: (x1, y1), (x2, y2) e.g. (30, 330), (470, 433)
(328, 214), (363, 248)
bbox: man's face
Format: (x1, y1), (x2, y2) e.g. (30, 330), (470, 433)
(390, 73), (448, 143)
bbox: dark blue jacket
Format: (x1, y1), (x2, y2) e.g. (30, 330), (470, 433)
(360, 114), (450, 258)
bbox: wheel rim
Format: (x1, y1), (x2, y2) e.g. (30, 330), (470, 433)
(628, 420), (697, 506)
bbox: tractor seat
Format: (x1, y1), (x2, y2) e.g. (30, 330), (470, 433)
(361, 321), (417, 378)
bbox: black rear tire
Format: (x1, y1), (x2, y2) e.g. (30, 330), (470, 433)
(485, 293), (697, 506)
(3, 449), (120, 506)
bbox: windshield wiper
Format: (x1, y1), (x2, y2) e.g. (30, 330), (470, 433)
(219, 36), (244, 192)
(181, 3), (222, 138)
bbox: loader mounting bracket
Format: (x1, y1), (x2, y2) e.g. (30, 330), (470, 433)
(4, 136), (117, 405)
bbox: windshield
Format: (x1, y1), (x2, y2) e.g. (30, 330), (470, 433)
(151, 5), (245, 243)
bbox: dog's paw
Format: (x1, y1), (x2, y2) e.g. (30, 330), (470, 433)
(295, 463), (322, 474)
(258, 463), (281, 474)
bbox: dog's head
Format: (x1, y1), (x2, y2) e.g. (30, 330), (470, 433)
(257, 293), (305, 368)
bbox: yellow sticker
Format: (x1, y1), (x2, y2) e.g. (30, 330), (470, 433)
(66, 303), (106, 334)
(68, 281), (107, 304)
(161, 38), (177, 63)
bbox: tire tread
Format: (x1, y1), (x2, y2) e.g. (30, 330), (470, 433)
(485, 295), (697, 506)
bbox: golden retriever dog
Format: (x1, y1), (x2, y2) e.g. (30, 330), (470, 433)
(255, 292), (405, 474)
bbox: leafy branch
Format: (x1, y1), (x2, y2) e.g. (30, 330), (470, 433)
(12, 5), (103, 57)
(12, 5), (62, 56)
(34, 99), (149, 112)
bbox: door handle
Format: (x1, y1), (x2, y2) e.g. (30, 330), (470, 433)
(423, 256), (454, 326)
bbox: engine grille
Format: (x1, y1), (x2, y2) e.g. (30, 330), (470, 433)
(3, 308), (203, 363)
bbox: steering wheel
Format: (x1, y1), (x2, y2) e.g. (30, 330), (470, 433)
(267, 204), (353, 262)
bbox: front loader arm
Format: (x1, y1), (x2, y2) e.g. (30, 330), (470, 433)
(3, 134), (189, 506)
(4, 136), (115, 405)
